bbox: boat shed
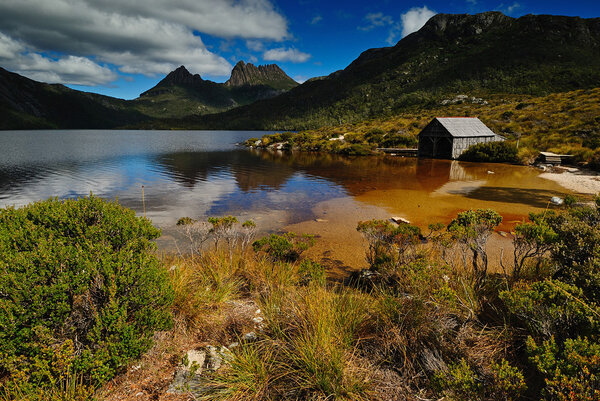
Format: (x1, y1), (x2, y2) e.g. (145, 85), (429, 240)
(418, 117), (504, 159)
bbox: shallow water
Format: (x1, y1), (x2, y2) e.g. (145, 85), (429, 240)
(0, 130), (574, 264)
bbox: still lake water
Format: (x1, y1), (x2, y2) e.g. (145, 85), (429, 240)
(0, 130), (573, 263)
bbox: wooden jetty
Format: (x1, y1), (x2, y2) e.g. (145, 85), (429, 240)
(377, 148), (418, 156)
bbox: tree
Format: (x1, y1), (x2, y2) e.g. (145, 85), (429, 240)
(447, 209), (502, 287)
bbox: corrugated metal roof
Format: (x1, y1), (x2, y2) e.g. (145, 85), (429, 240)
(435, 117), (497, 137)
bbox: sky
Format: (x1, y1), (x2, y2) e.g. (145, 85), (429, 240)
(0, 0), (598, 100)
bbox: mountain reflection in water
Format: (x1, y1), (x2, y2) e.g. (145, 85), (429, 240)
(0, 130), (572, 238)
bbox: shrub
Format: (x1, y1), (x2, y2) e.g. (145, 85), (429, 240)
(176, 216), (196, 225)
(339, 143), (374, 156)
(489, 359), (527, 401)
(459, 141), (518, 163)
(433, 358), (481, 400)
(298, 259), (326, 286)
(447, 209), (502, 287)
(356, 219), (422, 271)
(0, 196), (173, 389)
(527, 336), (600, 401)
(252, 232), (315, 262)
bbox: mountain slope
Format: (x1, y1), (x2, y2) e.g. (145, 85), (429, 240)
(0, 67), (147, 129)
(181, 12), (600, 130)
(133, 63), (297, 119)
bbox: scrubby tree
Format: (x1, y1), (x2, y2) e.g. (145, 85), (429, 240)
(447, 209), (502, 287)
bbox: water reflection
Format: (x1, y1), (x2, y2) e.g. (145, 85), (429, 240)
(0, 131), (572, 236)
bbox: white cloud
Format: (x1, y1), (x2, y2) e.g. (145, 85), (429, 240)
(246, 40), (265, 52)
(310, 15), (323, 25)
(506, 2), (521, 14)
(400, 6), (437, 38)
(0, 32), (24, 59)
(0, 0), (291, 84)
(12, 54), (118, 86)
(263, 48), (311, 63)
(0, 32), (117, 85)
(294, 75), (307, 83)
(358, 12), (394, 31)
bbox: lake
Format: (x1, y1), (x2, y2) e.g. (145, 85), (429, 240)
(0, 130), (573, 269)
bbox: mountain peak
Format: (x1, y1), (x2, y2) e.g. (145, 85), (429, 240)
(161, 65), (203, 86)
(407, 11), (512, 42)
(225, 61), (297, 90)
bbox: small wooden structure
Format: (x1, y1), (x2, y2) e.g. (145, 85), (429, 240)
(377, 148), (418, 156)
(538, 152), (574, 166)
(418, 117), (504, 159)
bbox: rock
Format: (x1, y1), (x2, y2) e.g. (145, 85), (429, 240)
(168, 346), (232, 393)
(168, 349), (206, 393)
(244, 331), (257, 341)
(205, 346), (222, 371)
(252, 316), (264, 324)
(550, 196), (564, 205)
(391, 216), (411, 225)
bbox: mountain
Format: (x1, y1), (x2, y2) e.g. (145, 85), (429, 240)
(0, 67), (146, 129)
(133, 63), (298, 118)
(225, 61), (298, 90)
(3, 12), (600, 130)
(0, 61), (298, 128)
(179, 12), (600, 130)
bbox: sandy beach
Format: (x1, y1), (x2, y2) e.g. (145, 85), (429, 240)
(539, 168), (600, 195)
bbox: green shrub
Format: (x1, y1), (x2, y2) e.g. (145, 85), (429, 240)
(447, 209), (502, 287)
(252, 233), (315, 262)
(339, 143), (374, 156)
(298, 259), (326, 286)
(380, 133), (418, 148)
(490, 359), (527, 401)
(433, 358), (481, 400)
(459, 141), (518, 163)
(0, 196), (173, 389)
(527, 336), (600, 401)
(176, 216), (196, 225)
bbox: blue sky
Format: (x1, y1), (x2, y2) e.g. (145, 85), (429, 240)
(0, 0), (598, 100)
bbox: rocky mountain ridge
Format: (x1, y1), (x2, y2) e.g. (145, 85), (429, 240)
(225, 61), (297, 90)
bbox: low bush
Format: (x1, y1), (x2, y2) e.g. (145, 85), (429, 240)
(0, 196), (173, 392)
(252, 232), (315, 262)
(459, 141), (519, 163)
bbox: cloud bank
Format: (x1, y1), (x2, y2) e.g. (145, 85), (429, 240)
(263, 48), (311, 63)
(0, 0), (290, 85)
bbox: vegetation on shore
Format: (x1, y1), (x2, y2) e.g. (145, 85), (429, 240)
(2, 195), (600, 400)
(245, 88), (600, 167)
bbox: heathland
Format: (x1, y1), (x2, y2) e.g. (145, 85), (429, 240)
(1, 195), (599, 400)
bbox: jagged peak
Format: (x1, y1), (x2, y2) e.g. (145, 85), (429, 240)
(161, 65), (203, 85)
(225, 60), (296, 89)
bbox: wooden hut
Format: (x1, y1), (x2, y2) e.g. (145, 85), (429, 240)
(538, 152), (574, 166)
(418, 117), (504, 159)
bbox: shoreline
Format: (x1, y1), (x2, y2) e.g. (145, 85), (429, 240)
(538, 167), (600, 195)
